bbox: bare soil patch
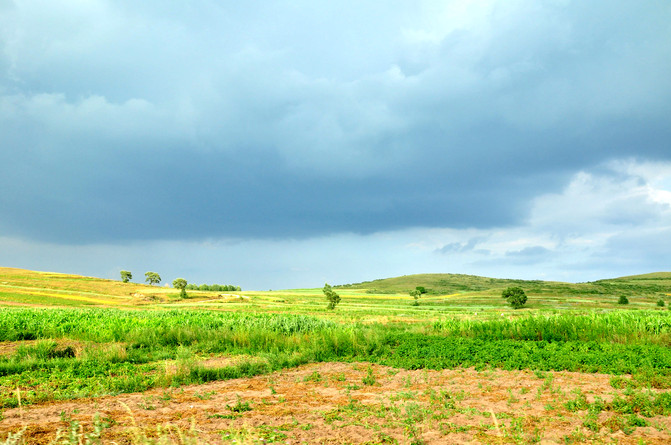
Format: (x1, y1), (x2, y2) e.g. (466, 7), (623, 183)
(1, 362), (670, 444)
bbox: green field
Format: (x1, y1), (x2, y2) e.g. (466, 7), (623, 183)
(1, 267), (671, 443)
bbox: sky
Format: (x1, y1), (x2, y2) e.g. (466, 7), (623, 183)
(1, 0), (670, 290)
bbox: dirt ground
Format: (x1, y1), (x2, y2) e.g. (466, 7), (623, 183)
(1, 362), (670, 444)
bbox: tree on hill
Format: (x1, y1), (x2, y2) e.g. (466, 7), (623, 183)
(145, 272), (161, 286)
(618, 295), (629, 305)
(172, 278), (188, 298)
(120, 270), (132, 283)
(409, 286), (427, 306)
(323, 283), (341, 310)
(502, 286), (527, 309)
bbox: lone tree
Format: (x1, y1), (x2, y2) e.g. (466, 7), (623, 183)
(172, 278), (188, 298)
(502, 286), (527, 309)
(145, 272), (161, 286)
(120, 270), (132, 283)
(618, 295), (629, 305)
(323, 283), (341, 310)
(409, 286), (427, 306)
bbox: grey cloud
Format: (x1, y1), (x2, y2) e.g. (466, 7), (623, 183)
(1, 1), (671, 244)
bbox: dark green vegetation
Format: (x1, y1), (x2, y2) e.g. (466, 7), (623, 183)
(144, 271), (161, 286)
(502, 286), (528, 309)
(172, 278), (188, 298)
(409, 286), (427, 306)
(185, 283), (242, 291)
(120, 270), (132, 283)
(322, 283), (341, 310)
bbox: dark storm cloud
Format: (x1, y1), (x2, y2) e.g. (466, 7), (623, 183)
(1, 1), (670, 244)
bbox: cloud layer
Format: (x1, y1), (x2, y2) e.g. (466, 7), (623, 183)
(2, 0), (670, 244)
(1, 1), (670, 287)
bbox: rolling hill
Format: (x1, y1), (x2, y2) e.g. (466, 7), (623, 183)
(336, 272), (671, 297)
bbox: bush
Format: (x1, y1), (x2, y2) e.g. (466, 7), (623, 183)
(618, 295), (629, 305)
(502, 287), (527, 309)
(323, 283), (341, 310)
(657, 299), (665, 307)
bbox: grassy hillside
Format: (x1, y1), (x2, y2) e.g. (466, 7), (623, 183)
(0, 267), (224, 307)
(335, 273), (546, 294)
(2, 267), (670, 319)
(336, 272), (671, 299)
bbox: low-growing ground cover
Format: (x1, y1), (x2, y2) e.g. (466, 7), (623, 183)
(2, 363), (671, 444)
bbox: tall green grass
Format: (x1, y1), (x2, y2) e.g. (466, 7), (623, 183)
(0, 308), (338, 342)
(0, 308), (383, 408)
(2, 307), (671, 409)
(431, 311), (671, 345)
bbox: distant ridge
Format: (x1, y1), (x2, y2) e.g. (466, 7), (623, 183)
(336, 272), (671, 296)
(597, 272), (671, 281)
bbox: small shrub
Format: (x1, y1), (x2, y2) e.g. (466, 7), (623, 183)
(618, 295), (629, 305)
(303, 371), (322, 382)
(227, 397), (252, 413)
(362, 367), (376, 386)
(657, 299), (665, 307)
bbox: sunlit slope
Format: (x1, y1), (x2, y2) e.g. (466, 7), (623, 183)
(592, 272), (671, 296)
(0, 267), (173, 307)
(337, 272), (671, 298)
(337, 273), (556, 295)
(1, 267), (670, 314)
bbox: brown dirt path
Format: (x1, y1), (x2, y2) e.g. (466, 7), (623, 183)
(1, 362), (670, 444)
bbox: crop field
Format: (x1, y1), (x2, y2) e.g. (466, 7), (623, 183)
(1, 268), (671, 444)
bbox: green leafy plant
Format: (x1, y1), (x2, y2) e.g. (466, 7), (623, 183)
(303, 371), (322, 382)
(227, 396), (252, 413)
(362, 367), (377, 386)
(502, 286), (527, 309)
(618, 295), (629, 305)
